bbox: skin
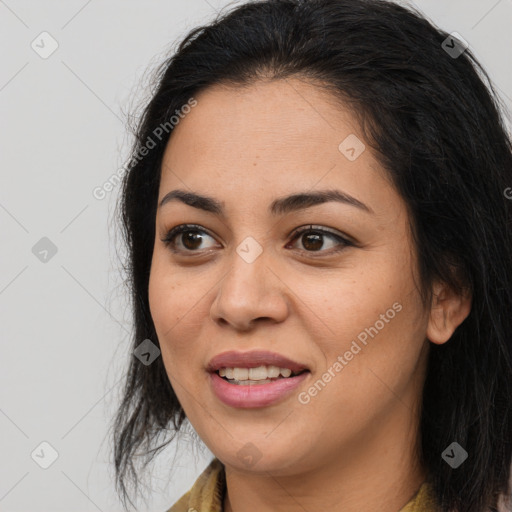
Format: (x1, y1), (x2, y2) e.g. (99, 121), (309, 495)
(148, 78), (472, 512)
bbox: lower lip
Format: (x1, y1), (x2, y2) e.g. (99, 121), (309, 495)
(209, 371), (310, 408)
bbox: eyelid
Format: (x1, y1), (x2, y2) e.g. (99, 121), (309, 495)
(288, 224), (352, 243)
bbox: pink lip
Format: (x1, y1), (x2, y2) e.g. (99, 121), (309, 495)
(206, 350), (309, 374)
(209, 371), (310, 408)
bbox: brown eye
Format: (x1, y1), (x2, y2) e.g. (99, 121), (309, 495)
(161, 224), (218, 252)
(180, 230), (205, 250)
(300, 232), (324, 251)
(287, 225), (352, 254)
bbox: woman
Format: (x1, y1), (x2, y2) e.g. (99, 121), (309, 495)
(111, 1), (512, 511)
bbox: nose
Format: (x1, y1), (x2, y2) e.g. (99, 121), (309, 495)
(210, 246), (289, 331)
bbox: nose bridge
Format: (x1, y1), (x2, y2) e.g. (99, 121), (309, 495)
(223, 235), (269, 303)
(211, 234), (288, 328)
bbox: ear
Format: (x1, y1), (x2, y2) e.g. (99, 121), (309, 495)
(426, 279), (472, 345)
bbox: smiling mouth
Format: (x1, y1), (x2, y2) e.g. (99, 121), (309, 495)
(216, 366), (309, 385)
(210, 364), (311, 408)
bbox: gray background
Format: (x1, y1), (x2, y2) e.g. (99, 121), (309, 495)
(1, 0), (511, 510)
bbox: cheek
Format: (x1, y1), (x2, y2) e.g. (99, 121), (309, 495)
(318, 260), (425, 391)
(313, 269), (398, 351)
(148, 253), (210, 369)
(148, 251), (198, 332)
(148, 259), (178, 334)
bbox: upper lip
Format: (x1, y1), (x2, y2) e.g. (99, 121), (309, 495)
(206, 350), (309, 374)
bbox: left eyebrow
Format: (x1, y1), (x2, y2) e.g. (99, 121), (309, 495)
(158, 188), (374, 216)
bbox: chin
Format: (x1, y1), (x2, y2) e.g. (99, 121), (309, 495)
(213, 438), (307, 475)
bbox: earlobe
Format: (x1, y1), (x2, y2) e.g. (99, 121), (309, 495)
(426, 280), (472, 345)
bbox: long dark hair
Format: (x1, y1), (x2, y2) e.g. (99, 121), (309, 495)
(111, 1), (512, 510)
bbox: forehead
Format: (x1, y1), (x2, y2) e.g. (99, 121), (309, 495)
(159, 79), (400, 219)
(164, 79), (360, 167)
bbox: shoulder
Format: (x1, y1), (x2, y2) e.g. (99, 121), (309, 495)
(399, 481), (440, 512)
(166, 458), (226, 512)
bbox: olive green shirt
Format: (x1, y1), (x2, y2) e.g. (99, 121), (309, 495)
(167, 458), (439, 512)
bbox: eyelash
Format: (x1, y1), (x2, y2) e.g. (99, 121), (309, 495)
(160, 223), (354, 257)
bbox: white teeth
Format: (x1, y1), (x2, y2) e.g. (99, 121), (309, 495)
(218, 365), (300, 381)
(233, 368), (249, 380)
(280, 368), (292, 378)
(267, 365), (281, 378)
(248, 366), (268, 380)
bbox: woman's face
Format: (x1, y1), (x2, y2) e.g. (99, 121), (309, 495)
(148, 78), (433, 475)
